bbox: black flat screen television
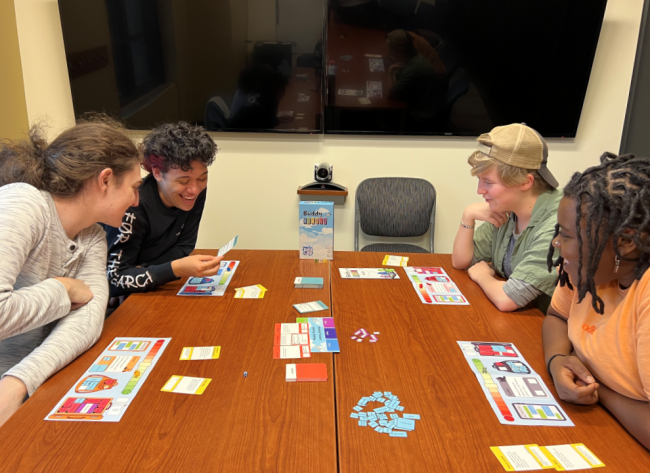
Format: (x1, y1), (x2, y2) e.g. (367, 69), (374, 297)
(57, 0), (607, 137)
(325, 0), (608, 137)
(58, 0), (326, 133)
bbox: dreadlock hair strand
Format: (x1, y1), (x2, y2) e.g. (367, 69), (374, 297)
(546, 152), (650, 314)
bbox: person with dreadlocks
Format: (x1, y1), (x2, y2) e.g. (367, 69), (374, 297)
(544, 152), (650, 449)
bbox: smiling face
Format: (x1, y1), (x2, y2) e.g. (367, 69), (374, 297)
(553, 196), (630, 287)
(476, 167), (524, 213)
(153, 160), (208, 211)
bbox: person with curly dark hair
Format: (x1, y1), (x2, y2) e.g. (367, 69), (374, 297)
(543, 152), (650, 449)
(104, 122), (221, 301)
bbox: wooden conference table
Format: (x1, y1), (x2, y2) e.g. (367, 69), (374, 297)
(0, 250), (648, 472)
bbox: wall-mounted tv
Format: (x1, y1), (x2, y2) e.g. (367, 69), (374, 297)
(324, 0), (608, 136)
(58, 0), (326, 133)
(58, 0), (607, 137)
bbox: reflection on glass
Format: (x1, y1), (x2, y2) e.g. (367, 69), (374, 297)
(59, 0), (325, 132)
(325, 0), (607, 136)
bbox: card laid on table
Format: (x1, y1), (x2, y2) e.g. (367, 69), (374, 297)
(293, 300), (329, 314)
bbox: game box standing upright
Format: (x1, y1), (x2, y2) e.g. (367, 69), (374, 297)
(299, 201), (334, 260)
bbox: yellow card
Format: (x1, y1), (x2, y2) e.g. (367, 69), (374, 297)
(491, 445), (548, 471)
(180, 346), (221, 360)
(539, 444), (605, 471)
(234, 284), (267, 299)
(382, 255), (409, 267)
(161, 375), (211, 395)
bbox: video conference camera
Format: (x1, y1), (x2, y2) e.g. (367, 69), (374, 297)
(315, 162), (333, 182)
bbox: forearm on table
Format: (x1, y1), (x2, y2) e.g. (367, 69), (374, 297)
(3, 301), (104, 395)
(542, 313), (572, 366)
(473, 275), (517, 312)
(0, 279), (71, 340)
(598, 384), (650, 450)
(452, 224), (475, 269)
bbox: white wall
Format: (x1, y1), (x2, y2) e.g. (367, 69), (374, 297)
(13, 0), (644, 254)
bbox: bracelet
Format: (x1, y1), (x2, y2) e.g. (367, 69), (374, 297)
(547, 353), (567, 379)
(460, 220), (475, 230)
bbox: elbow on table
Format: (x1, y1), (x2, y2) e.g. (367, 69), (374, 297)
(494, 297), (518, 313)
(451, 254), (470, 270)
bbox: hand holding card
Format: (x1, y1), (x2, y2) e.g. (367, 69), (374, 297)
(172, 254), (224, 278)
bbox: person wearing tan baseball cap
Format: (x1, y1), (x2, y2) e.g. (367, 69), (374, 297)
(452, 123), (562, 313)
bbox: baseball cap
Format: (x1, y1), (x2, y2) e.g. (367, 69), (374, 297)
(474, 123), (559, 188)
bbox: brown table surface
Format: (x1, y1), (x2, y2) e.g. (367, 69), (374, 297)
(327, 20), (406, 110)
(0, 250), (336, 472)
(331, 252), (650, 472)
(1, 250), (649, 472)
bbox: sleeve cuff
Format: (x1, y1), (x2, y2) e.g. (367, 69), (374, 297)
(2, 372), (37, 397)
(151, 262), (179, 286)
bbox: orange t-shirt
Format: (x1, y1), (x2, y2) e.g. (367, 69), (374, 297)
(550, 269), (650, 401)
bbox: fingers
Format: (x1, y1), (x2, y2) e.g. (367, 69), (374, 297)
(194, 255), (224, 276)
(564, 356), (596, 384)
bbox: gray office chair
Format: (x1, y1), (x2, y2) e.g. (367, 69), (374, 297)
(354, 177), (436, 253)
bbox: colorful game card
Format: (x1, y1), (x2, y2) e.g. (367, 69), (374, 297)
(404, 267), (469, 305)
(178, 260), (239, 296)
(293, 300), (329, 314)
(491, 444), (604, 471)
(286, 363), (328, 382)
(382, 255), (409, 266)
(490, 445), (551, 471)
(542, 444), (605, 470)
(161, 376), (211, 395)
(180, 346), (221, 360)
(274, 323), (310, 346)
(234, 284), (267, 299)
(217, 235), (238, 257)
(46, 337), (170, 422)
(457, 341), (573, 427)
(273, 344), (311, 359)
(296, 317), (340, 352)
(339, 268), (400, 279)
(366, 80), (383, 98)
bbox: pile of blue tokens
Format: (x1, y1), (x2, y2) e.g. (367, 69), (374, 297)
(350, 391), (420, 437)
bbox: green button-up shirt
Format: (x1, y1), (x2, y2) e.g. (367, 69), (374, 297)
(473, 188), (562, 300)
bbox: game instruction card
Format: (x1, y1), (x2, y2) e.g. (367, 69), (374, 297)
(339, 268), (400, 279)
(274, 323), (310, 346)
(161, 376), (211, 395)
(177, 260), (239, 296)
(217, 235), (238, 257)
(273, 345), (311, 359)
(293, 300), (329, 314)
(46, 337), (171, 422)
(296, 317), (340, 352)
(366, 81), (383, 98)
(383, 255), (409, 266)
(234, 284), (267, 299)
(180, 346), (221, 360)
(404, 267), (469, 305)
(369, 57), (384, 72)
(458, 341), (573, 427)
(491, 443), (604, 471)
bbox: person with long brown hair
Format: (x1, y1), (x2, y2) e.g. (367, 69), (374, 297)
(0, 119), (142, 427)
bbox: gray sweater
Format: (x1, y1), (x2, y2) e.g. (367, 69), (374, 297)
(0, 183), (107, 395)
